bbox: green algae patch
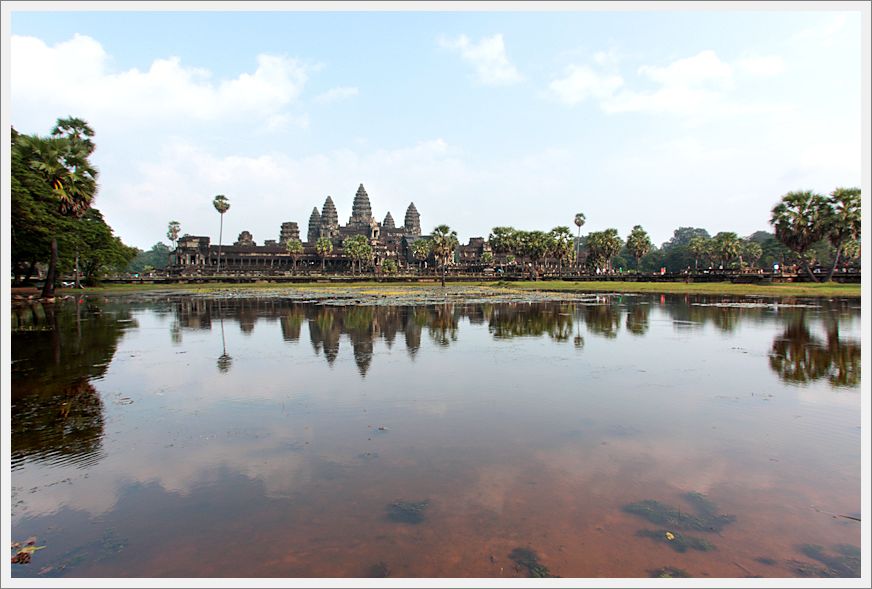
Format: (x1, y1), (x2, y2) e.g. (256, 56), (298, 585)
(623, 492), (736, 533)
(508, 547), (558, 578)
(636, 529), (715, 553)
(649, 566), (692, 578)
(799, 544), (860, 577)
(387, 500), (429, 524)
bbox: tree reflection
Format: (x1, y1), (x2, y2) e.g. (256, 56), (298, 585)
(583, 302), (621, 338)
(625, 303), (650, 336)
(11, 300), (134, 467)
(488, 303), (573, 341)
(769, 312), (860, 388)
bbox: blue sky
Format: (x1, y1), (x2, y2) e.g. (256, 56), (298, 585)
(7, 6), (865, 250)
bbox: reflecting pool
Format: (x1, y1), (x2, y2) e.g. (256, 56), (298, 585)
(10, 293), (861, 578)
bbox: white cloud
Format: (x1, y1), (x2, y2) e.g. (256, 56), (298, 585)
(736, 55), (785, 77)
(438, 33), (523, 86)
(314, 86), (359, 103)
(637, 50), (733, 88)
(550, 49), (788, 119)
(549, 65), (623, 106)
(11, 34), (308, 125)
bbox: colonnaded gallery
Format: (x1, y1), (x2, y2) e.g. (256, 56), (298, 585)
(171, 184), (490, 273)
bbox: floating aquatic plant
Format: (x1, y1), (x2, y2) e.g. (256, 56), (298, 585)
(387, 500), (429, 524)
(623, 492), (735, 533)
(508, 547), (557, 578)
(636, 529), (715, 553)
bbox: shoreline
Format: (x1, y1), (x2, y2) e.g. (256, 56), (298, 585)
(11, 280), (860, 301)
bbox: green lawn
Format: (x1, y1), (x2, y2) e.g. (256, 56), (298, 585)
(70, 278), (860, 298)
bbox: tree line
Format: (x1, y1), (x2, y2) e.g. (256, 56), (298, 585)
(11, 117), (860, 290)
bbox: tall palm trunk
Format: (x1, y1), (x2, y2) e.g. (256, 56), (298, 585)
(801, 256), (819, 282)
(217, 213), (224, 273)
(41, 237), (58, 298)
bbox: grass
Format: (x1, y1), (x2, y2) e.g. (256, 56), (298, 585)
(492, 280), (860, 298)
(65, 278), (860, 298)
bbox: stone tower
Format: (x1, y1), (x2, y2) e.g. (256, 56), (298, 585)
(348, 184), (373, 227)
(280, 222), (300, 245)
(320, 196), (339, 238)
(307, 207), (321, 244)
(383, 211), (395, 230)
(404, 202), (421, 236)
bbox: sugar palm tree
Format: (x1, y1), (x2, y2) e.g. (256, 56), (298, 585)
(17, 121), (98, 298)
(549, 226), (574, 275)
(770, 190), (829, 282)
(574, 213), (586, 268)
(315, 236), (333, 272)
(286, 238), (304, 273)
(431, 225), (459, 287)
(688, 235), (709, 272)
(411, 238), (432, 272)
(213, 195), (230, 273)
(626, 225), (652, 271)
(824, 187), (861, 281)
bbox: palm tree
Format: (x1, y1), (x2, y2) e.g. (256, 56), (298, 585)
(574, 213), (586, 269)
(17, 120), (98, 298)
(713, 232), (741, 269)
(431, 224), (459, 287)
(549, 226), (574, 275)
(626, 225), (652, 271)
(587, 229), (622, 273)
(344, 235), (371, 275)
(411, 238), (432, 272)
(742, 240), (763, 270)
(286, 238), (304, 273)
(770, 190), (829, 282)
(688, 235), (709, 272)
(315, 236), (333, 272)
(824, 187), (861, 281)
(213, 194), (230, 273)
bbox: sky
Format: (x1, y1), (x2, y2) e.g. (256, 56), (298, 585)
(5, 3), (867, 251)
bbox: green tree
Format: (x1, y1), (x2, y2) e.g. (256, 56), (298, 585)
(712, 232), (742, 269)
(480, 251), (494, 267)
(823, 187), (861, 281)
(742, 240), (763, 270)
(128, 243), (172, 273)
(381, 259), (398, 275)
(488, 226), (520, 259)
(770, 190), (830, 282)
(213, 194), (230, 273)
(519, 230), (551, 275)
(344, 234), (372, 275)
(626, 225), (652, 270)
(410, 238), (432, 271)
(315, 236), (333, 272)
(285, 237), (304, 273)
(431, 224), (459, 287)
(549, 226), (575, 274)
(687, 235), (709, 272)
(14, 118), (99, 297)
(586, 229), (623, 272)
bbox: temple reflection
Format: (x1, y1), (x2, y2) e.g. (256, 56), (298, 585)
(158, 295), (859, 388)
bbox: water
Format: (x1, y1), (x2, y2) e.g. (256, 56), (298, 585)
(9, 293), (861, 578)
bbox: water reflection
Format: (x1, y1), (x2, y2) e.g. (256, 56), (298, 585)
(769, 312), (860, 388)
(9, 293), (861, 578)
(11, 300), (135, 468)
(154, 295), (861, 387)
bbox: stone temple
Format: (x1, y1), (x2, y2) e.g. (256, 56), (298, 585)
(172, 184), (438, 273)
